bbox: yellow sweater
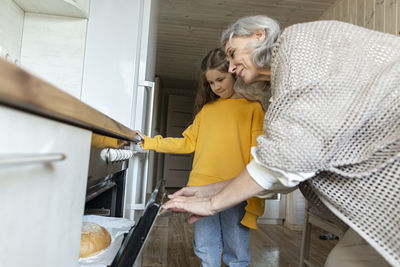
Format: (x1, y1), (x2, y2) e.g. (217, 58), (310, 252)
(144, 98), (265, 229)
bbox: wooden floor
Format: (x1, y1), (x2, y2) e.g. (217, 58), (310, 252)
(140, 213), (337, 267)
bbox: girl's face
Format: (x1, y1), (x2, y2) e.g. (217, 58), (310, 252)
(225, 34), (268, 84)
(205, 69), (238, 99)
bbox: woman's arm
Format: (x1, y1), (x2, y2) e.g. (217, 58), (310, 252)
(210, 168), (266, 212)
(169, 180), (231, 198)
(162, 168), (265, 223)
(162, 157), (315, 223)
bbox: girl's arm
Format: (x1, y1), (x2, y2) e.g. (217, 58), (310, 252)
(142, 112), (201, 154)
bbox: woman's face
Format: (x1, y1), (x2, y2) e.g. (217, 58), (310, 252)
(205, 69), (238, 99)
(225, 35), (266, 84)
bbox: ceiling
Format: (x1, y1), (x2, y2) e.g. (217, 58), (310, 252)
(155, 0), (337, 89)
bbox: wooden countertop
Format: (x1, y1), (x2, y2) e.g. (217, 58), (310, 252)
(0, 58), (136, 141)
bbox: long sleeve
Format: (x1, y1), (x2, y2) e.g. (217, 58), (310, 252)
(251, 105), (265, 148)
(241, 197), (265, 230)
(241, 104), (266, 229)
(246, 147), (315, 198)
(143, 112), (201, 154)
(250, 104), (265, 161)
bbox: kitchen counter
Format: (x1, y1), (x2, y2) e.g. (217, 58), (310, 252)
(0, 58), (136, 141)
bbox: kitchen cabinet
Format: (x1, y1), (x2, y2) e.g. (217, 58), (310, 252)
(13, 0), (90, 18)
(0, 105), (91, 267)
(1, 0), (159, 227)
(0, 0), (90, 99)
(81, 0), (158, 128)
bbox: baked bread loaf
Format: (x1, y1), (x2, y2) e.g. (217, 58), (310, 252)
(79, 222), (111, 258)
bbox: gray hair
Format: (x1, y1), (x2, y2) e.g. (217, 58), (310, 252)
(221, 15), (281, 68)
(234, 78), (271, 110)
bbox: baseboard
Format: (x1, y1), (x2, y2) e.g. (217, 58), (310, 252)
(283, 220), (304, 231)
(257, 218), (284, 225)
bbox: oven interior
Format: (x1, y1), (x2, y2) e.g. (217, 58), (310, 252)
(81, 133), (165, 267)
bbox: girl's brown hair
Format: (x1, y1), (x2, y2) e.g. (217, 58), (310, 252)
(193, 48), (234, 115)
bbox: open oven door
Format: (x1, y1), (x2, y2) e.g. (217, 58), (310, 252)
(111, 179), (165, 267)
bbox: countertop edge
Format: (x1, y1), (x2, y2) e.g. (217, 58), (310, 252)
(0, 58), (136, 141)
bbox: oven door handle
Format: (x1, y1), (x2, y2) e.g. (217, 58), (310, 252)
(0, 153), (66, 166)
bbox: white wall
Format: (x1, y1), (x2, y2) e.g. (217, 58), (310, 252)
(320, 0), (400, 37)
(0, 0), (24, 60)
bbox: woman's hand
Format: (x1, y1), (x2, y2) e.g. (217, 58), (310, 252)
(163, 184), (227, 224)
(162, 169), (267, 224)
(162, 195), (217, 224)
(169, 181), (229, 199)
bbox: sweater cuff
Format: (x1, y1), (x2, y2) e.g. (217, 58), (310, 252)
(241, 212), (258, 230)
(246, 159), (276, 189)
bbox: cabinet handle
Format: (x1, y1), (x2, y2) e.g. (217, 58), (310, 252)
(0, 153), (66, 166)
(143, 81), (155, 137)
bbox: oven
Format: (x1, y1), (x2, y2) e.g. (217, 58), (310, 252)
(84, 132), (165, 266)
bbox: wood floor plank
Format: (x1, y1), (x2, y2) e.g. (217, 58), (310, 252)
(141, 213), (337, 266)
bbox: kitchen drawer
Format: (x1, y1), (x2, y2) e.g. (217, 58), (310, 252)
(0, 106), (91, 267)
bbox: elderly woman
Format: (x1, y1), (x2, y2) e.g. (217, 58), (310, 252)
(163, 15), (400, 267)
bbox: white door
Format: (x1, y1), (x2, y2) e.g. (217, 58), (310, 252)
(163, 95), (195, 188)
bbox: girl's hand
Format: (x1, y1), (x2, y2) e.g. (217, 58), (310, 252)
(132, 130), (145, 144)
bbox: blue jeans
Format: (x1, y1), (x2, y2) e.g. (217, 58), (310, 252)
(193, 202), (250, 267)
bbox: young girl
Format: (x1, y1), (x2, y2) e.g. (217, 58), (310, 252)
(136, 48), (265, 267)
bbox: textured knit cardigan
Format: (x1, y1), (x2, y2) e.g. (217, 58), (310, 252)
(255, 20), (400, 266)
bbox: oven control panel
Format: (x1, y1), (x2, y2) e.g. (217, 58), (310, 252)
(101, 148), (136, 163)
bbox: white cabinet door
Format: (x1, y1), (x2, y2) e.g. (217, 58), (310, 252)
(81, 0), (142, 127)
(0, 106), (91, 267)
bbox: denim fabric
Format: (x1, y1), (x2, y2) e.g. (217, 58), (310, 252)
(193, 202), (250, 267)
